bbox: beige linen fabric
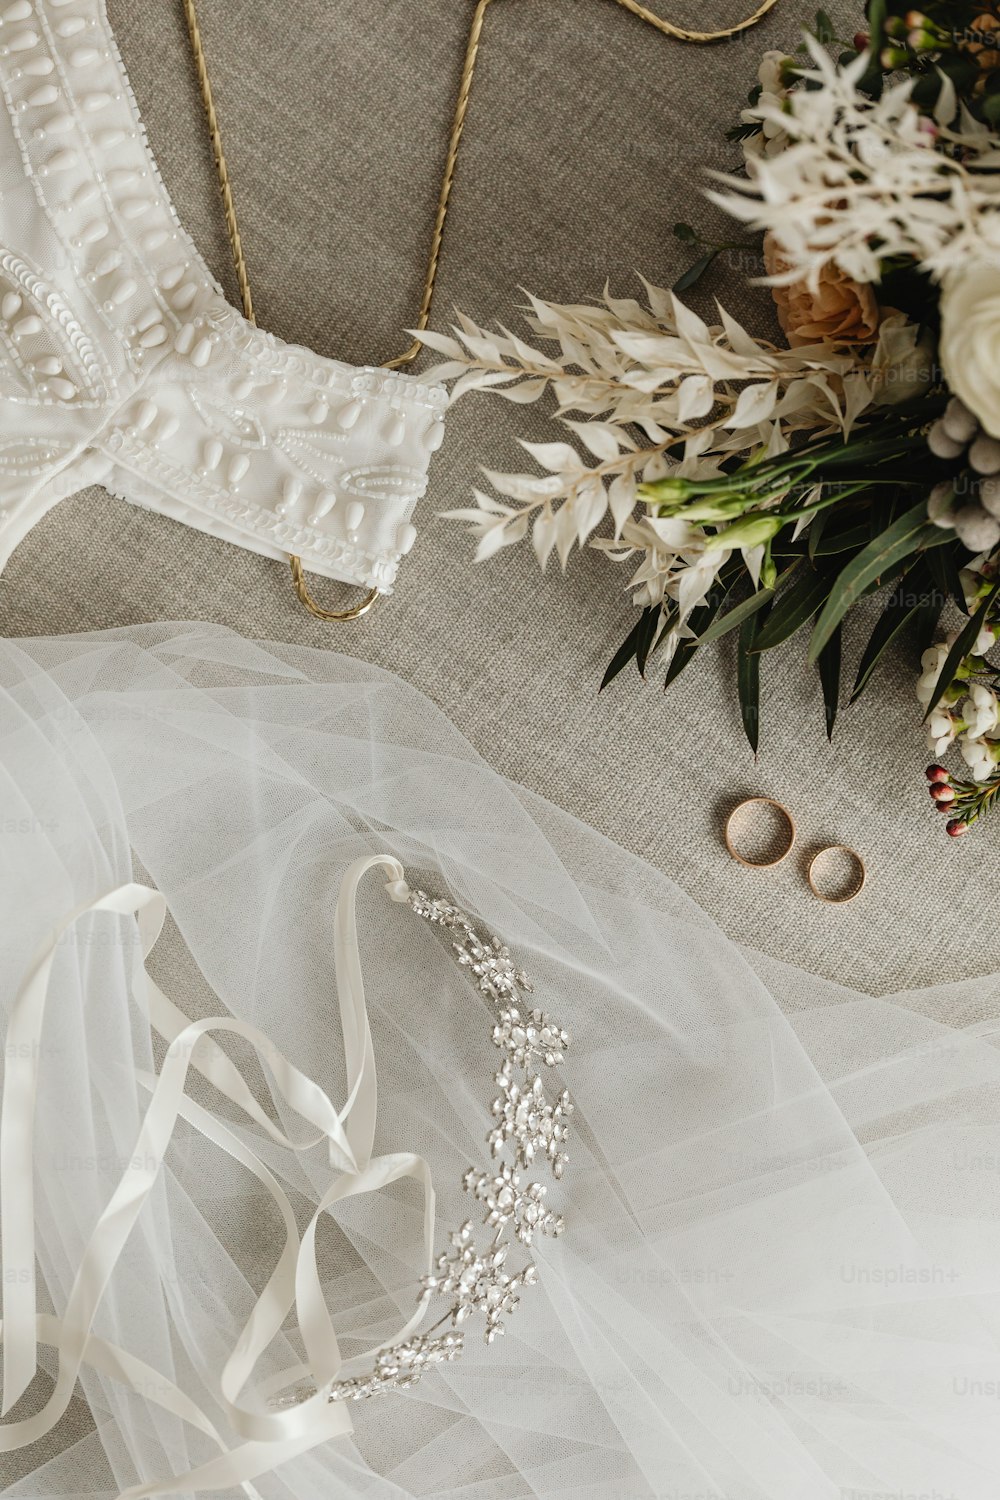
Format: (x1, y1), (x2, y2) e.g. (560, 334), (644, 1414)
(0, 0), (990, 996)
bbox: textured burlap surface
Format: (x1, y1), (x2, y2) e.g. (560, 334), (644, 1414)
(1, 0), (987, 996)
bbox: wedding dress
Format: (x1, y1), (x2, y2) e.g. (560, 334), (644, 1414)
(2, 622), (1000, 1500)
(4, 5), (1000, 1499)
(0, 0), (446, 593)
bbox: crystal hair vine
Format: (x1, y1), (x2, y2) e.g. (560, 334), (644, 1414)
(309, 885), (573, 1405)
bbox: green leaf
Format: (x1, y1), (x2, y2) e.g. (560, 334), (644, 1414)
(859, 556), (911, 600)
(814, 8), (835, 42)
(673, 222), (696, 242)
(725, 121), (763, 142)
(850, 567), (933, 702)
(737, 610), (765, 755)
(937, 53), (979, 91)
(672, 250), (719, 294)
(600, 608), (654, 691)
(806, 509), (830, 561)
(911, 69), (965, 119)
(694, 571), (791, 647)
(865, 0), (886, 55)
(663, 636), (698, 692)
(751, 567), (832, 653)
(817, 625), (842, 741)
(659, 630), (707, 693)
(664, 627), (714, 692)
(915, 594), (944, 657)
(634, 603), (663, 677)
(925, 539), (966, 612)
(651, 605), (679, 658)
(857, 65), (884, 99)
(662, 580), (737, 692)
(923, 582), (1000, 719)
(809, 521), (873, 556)
(808, 501), (949, 663)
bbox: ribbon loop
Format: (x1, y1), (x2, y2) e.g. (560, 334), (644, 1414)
(0, 854), (436, 1498)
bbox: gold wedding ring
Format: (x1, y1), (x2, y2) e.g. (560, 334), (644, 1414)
(724, 797), (796, 869)
(806, 845), (867, 905)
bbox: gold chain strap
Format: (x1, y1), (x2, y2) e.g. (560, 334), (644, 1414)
(179, 0), (779, 621)
(610, 0), (779, 42)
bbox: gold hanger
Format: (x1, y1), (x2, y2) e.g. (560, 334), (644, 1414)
(180, 0), (780, 622)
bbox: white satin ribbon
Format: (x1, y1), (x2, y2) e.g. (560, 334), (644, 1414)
(0, 854), (434, 1497)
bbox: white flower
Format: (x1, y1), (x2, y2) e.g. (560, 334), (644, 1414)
(963, 683), (1000, 738)
(758, 50), (787, 96)
(916, 643), (951, 707)
(742, 51), (793, 162)
(960, 735), (999, 782)
(940, 257), (1000, 440)
(869, 314), (935, 406)
(942, 618), (998, 661)
(964, 683), (1000, 736)
(975, 623), (999, 656)
(960, 567), (986, 613)
(926, 707), (959, 757)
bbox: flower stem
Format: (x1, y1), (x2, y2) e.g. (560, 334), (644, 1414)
(639, 401), (947, 516)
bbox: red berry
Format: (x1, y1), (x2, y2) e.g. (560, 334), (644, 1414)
(946, 819), (970, 837)
(925, 764), (949, 782)
(853, 30), (870, 49)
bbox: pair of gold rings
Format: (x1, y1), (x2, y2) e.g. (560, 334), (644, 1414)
(723, 797), (866, 905)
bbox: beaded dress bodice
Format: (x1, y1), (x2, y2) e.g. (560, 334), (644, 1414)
(0, 0), (446, 592)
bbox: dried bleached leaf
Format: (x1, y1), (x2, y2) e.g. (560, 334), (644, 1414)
(608, 472), (637, 536)
(564, 420), (632, 462)
(519, 440), (585, 474)
(428, 272), (912, 610)
(677, 375), (715, 423)
(728, 382), (778, 429)
(709, 47), (1000, 286)
(533, 508), (557, 569)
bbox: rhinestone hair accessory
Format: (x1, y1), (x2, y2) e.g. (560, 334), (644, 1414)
(313, 882), (573, 1405)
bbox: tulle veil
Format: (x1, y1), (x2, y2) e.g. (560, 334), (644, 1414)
(1, 622), (999, 1500)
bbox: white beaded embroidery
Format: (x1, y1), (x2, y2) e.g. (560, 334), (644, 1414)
(0, 1), (446, 592)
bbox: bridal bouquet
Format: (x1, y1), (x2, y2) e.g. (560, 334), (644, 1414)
(432, 2), (1000, 837)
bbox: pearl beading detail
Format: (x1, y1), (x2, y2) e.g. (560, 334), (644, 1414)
(0, 0), (446, 592)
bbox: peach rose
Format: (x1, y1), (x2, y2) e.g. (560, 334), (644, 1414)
(965, 10), (1000, 92)
(763, 232), (881, 347)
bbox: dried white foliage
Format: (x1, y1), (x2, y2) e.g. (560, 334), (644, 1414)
(430, 283), (921, 624)
(709, 39), (1000, 287)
